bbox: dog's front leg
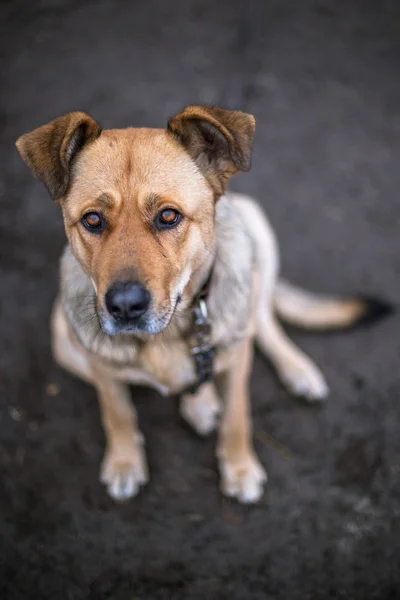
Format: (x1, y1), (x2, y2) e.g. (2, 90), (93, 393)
(180, 382), (221, 436)
(216, 338), (267, 504)
(91, 364), (148, 501)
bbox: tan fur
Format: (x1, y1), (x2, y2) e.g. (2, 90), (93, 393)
(60, 128), (217, 325)
(274, 280), (367, 329)
(16, 106), (379, 503)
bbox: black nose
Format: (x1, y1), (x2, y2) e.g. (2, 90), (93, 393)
(105, 282), (151, 321)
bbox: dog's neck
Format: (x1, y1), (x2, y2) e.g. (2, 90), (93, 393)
(60, 195), (255, 364)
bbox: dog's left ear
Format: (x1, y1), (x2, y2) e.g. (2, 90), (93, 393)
(16, 111), (102, 200)
(168, 105), (255, 196)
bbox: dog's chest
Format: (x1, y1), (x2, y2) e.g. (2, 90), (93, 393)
(112, 338), (198, 395)
(109, 337), (232, 396)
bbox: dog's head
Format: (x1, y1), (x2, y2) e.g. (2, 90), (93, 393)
(16, 105), (255, 336)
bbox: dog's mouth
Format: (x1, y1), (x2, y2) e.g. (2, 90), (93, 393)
(98, 294), (182, 337)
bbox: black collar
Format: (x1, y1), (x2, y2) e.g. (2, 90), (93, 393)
(186, 265), (215, 394)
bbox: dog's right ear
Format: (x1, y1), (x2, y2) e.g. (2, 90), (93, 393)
(168, 105), (255, 197)
(16, 112), (102, 200)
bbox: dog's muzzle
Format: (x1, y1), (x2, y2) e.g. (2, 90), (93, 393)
(105, 281), (151, 323)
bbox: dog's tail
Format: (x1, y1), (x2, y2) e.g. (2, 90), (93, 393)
(274, 279), (393, 331)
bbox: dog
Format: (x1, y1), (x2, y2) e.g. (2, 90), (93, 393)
(16, 105), (391, 503)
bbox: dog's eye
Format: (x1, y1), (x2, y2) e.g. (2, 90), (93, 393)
(82, 212), (105, 233)
(156, 208), (182, 230)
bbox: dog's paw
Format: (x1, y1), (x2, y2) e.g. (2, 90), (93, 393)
(219, 452), (267, 504)
(100, 439), (149, 501)
(180, 384), (221, 436)
(279, 359), (329, 402)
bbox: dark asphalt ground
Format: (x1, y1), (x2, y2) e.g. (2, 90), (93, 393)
(1, 1), (400, 598)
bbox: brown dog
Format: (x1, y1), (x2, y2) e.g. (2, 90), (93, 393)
(16, 106), (391, 503)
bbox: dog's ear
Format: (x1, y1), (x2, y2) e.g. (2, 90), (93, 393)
(16, 112), (102, 200)
(168, 105), (255, 196)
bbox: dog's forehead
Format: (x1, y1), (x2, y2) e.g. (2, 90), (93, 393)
(71, 127), (209, 207)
